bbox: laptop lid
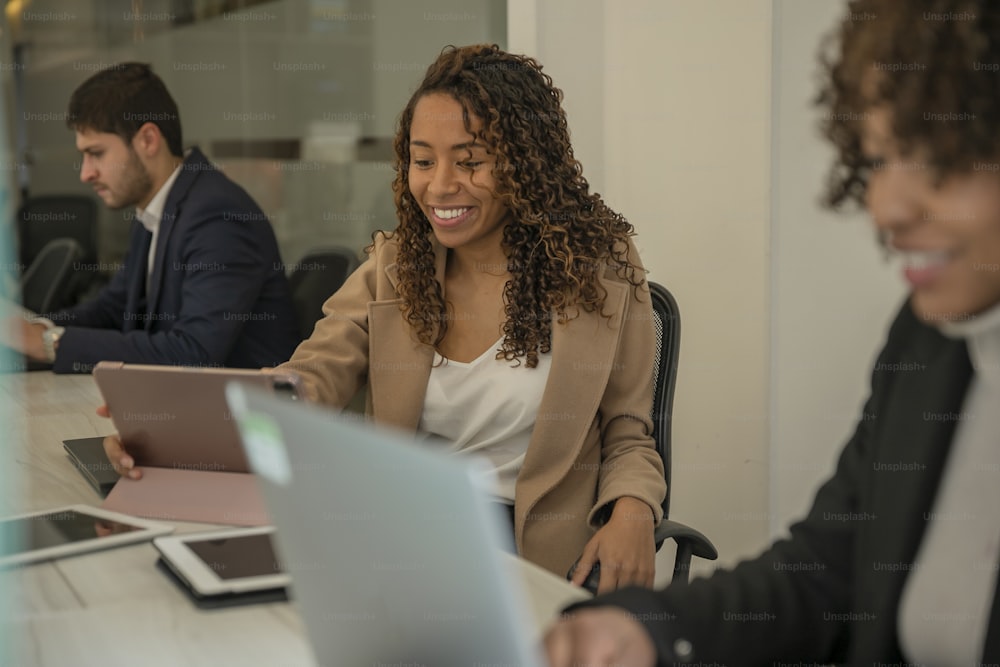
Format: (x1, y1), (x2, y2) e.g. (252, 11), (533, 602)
(225, 382), (544, 667)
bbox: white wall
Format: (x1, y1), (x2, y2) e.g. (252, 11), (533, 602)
(513, 0), (775, 579)
(769, 0), (904, 534)
(606, 0), (775, 577)
(512, 0), (907, 581)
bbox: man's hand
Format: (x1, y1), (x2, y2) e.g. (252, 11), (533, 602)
(20, 321), (48, 360)
(0, 318), (47, 359)
(97, 405), (141, 479)
(545, 607), (657, 667)
(571, 497), (656, 593)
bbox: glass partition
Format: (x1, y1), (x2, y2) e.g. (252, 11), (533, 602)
(5, 0), (506, 271)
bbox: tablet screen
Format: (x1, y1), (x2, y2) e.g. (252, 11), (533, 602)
(0, 509), (142, 557)
(185, 532), (281, 580)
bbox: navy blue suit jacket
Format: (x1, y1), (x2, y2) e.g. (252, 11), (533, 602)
(49, 147), (300, 373)
(574, 299), (1000, 666)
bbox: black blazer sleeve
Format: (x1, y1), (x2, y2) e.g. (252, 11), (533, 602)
(567, 301), (982, 665)
(573, 400), (877, 665)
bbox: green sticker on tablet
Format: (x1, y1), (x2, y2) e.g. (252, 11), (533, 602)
(238, 413), (293, 486)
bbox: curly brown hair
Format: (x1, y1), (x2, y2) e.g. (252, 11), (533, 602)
(818, 0), (1000, 208)
(385, 44), (644, 368)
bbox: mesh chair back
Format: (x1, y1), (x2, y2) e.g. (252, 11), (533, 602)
(21, 238), (85, 315)
(18, 196), (98, 270)
(288, 247), (361, 339)
(648, 281), (681, 520)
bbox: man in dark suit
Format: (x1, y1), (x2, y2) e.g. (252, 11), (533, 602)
(14, 63), (300, 372)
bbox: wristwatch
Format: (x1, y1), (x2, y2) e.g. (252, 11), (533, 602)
(41, 325), (66, 363)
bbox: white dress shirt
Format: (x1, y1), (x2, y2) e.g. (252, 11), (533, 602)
(134, 161), (182, 292)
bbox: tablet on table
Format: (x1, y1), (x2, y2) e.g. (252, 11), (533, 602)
(0, 504), (173, 568)
(153, 526), (290, 603)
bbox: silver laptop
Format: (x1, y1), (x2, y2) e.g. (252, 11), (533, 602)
(225, 383), (544, 667)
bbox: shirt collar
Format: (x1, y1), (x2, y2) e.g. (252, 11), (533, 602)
(938, 300), (1000, 380)
(134, 162), (182, 234)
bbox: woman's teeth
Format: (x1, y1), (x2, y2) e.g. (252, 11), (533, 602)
(434, 207), (470, 220)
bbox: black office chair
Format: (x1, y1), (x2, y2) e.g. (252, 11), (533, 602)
(20, 238), (85, 315)
(18, 195), (102, 307)
(18, 195), (98, 269)
(567, 282), (718, 591)
(648, 281), (718, 582)
(288, 246), (361, 339)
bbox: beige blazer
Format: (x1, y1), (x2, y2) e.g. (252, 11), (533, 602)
(279, 233), (666, 576)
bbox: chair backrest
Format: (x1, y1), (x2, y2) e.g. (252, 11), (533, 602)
(21, 238), (85, 315)
(288, 246), (361, 339)
(648, 281), (680, 520)
(18, 195), (98, 270)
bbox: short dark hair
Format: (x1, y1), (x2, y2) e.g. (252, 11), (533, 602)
(818, 0), (1000, 208)
(67, 62), (183, 157)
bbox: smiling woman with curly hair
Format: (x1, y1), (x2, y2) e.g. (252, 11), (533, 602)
(391, 45), (644, 369)
(546, 1), (1000, 665)
(275, 44), (666, 587)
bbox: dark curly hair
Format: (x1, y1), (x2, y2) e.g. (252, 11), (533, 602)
(818, 0), (1000, 208)
(385, 44), (644, 368)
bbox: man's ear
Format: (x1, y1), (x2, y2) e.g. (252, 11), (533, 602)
(131, 122), (162, 158)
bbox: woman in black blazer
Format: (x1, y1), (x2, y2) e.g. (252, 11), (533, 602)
(547, 0), (1000, 665)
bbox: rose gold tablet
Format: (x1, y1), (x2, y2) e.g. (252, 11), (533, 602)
(101, 467), (270, 526)
(92, 362), (300, 526)
(92, 362), (301, 473)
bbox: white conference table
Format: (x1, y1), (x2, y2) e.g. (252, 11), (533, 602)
(0, 371), (588, 667)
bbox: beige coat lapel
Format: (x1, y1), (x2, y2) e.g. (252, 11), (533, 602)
(367, 241), (446, 431)
(368, 237), (629, 511)
(517, 278), (629, 509)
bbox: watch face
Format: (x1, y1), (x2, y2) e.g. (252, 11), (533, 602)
(42, 326), (65, 362)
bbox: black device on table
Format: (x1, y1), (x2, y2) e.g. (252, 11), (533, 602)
(63, 436), (120, 497)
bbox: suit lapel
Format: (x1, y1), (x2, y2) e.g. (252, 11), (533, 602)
(366, 241), (445, 430)
(983, 568), (1000, 661)
(860, 317), (973, 658)
(145, 211), (175, 318)
(869, 327), (972, 570)
(517, 279), (629, 507)
(367, 300), (434, 430)
(123, 224), (152, 332)
(146, 150), (204, 317)
(366, 242), (629, 505)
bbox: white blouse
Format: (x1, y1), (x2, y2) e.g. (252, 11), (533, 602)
(418, 338), (552, 503)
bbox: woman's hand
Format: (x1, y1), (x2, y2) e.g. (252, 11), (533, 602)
(96, 405), (141, 480)
(571, 496), (656, 593)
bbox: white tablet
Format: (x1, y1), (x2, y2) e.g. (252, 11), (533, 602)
(153, 526), (290, 597)
(0, 504), (174, 568)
